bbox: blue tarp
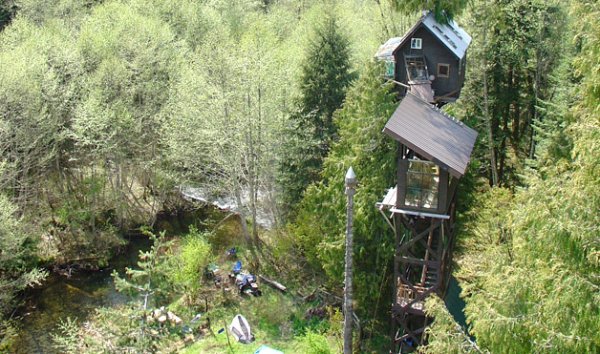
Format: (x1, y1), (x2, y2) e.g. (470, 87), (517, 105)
(254, 345), (283, 354)
(233, 260), (242, 274)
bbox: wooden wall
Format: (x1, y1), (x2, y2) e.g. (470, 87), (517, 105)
(394, 26), (465, 100)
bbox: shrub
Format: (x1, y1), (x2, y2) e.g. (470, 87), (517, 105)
(173, 226), (213, 291)
(296, 330), (334, 354)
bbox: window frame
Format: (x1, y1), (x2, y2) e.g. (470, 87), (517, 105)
(384, 60), (395, 79)
(404, 159), (440, 210)
(410, 38), (422, 50)
(437, 63), (450, 78)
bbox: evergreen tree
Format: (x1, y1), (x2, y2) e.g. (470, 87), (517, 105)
(456, 0), (565, 186)
(389, 0), (467, 23)
(112, 230), (175, 310)
(433, 2), (600, 352)
(280, 13), (353, 211)
(292, 62), (397, 325)
(0, 194), (46, 317)
(0, 1), (15, 31)
(111, 229), (177, 351)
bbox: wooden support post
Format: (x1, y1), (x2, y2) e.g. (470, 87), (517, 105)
(344, 167), (357, 354)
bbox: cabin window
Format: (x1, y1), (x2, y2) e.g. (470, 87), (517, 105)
(410, 38), (422, 49)
(405, 56), (429, 82)
(384, 60), (395, 79)
(437, 63), (450, 78)
(405, 160), (439, 209)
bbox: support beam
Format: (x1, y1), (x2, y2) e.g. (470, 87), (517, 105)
(390, 207), (450, 219)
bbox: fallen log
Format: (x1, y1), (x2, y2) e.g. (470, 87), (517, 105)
(258, 275), (287, 292)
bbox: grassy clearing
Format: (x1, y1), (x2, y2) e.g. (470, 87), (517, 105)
(165, 215), (342, 353)
(178, 290), (340, 353)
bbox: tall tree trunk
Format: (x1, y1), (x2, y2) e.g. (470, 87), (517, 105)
(529, 50), (542, 159)
(482, 21), (499, 186)
(91, 164), (96, 234)
(235, 186), (251, 245)
(252, 84), (263, 246)
(374, 0), (392, 38)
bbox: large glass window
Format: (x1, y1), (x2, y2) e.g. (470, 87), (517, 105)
(405, 160), (439, 209)
(404, 55), (429, 82)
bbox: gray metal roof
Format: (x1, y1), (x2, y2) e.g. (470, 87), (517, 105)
(374, 12), (471, 60)
(375, 37), (402, 60)
(409, 82), (434, 103)
(422, 13), (472, 59)
(383, 93), (478, 178)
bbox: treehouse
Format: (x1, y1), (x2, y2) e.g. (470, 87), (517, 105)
(376, 93), (477, 352)
(375, 12), (471, 105)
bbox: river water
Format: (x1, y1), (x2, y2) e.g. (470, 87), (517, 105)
(9, 202), (224, 353)
(12, 236), (152, 353)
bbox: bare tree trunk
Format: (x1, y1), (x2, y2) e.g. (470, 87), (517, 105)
(91, 164), (96, 233)
(246, 89), (260, 247)
(374, 0), (391, 38)
(253, 84), (263, 246)
(482, 20), (499, 187)
(529, 46), (542, 159)
(234, 186), (251, 245)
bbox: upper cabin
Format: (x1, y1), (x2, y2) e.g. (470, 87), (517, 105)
(375, 12), (472, 105)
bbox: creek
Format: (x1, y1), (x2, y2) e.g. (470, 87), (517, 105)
(11, 203), (221, 353)
(12, 235), (152, 354)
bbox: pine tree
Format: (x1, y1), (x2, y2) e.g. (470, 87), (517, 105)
(292, 63), (397, 324)
(0, 194), (46, 316)
(112, 230), (174, 310)
(111, 229), (176, 351)
(0, 1), (15, 31)
(390, 0), (467, 23)
(280, 13), (353, 212)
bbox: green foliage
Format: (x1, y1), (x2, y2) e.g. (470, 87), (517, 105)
(248, 293), (296, 337)
(74, 1), (181, 161)
(52, 305), (181, 353)
(297, 14), (353, 141)
(456, 183), (600, 352)
(0, 18), (83, 203)
(390, 0), (468, 23)
(173, 226), (213, 291)
(113, 229), (178, 308)
(293, 62), (397, 319)
(0, 194), (46, 316)
(0, 321), (18, 353)
(280, 13), (353, 210)
(14, 0), (100, 26)
(52, 317), (80, 354)
(0, 0), (598, 352)
(444, 2), (600, 352)
(0, 0), (15, 30)
(296, 330), (335, 354)
(421, 296), (480, 354)
(456, 0), (566, 186)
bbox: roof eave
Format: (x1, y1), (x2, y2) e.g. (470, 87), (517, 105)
(382, 126), (465, 178)
(391, 17), (426, 56)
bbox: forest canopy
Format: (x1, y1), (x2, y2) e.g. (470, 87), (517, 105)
(0, 0), (598, 353)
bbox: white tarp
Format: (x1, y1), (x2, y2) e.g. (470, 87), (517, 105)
(229, 314), (254, 344)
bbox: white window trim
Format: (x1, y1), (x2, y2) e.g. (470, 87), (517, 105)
(411, 38), (422, 49)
